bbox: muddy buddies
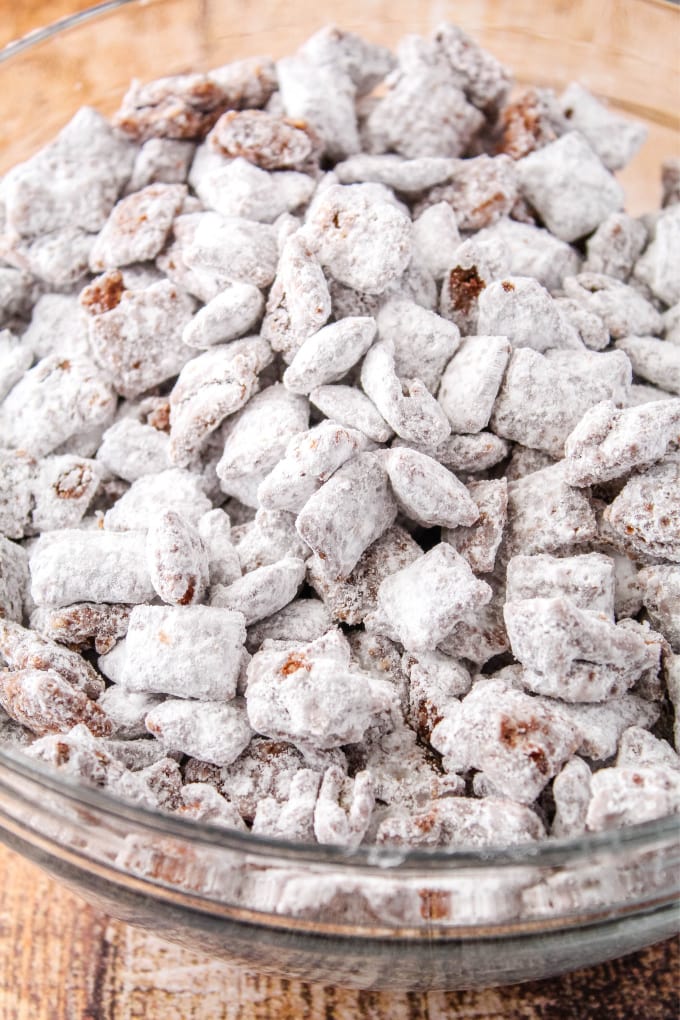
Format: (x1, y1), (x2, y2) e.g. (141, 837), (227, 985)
(1, 21), (679, 863)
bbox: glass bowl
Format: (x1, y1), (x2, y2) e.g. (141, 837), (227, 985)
(0, 0), (679, 991)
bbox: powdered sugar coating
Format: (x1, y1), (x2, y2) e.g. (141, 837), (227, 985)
(146, 698), (252, 767)
(384, 447), (479, 529)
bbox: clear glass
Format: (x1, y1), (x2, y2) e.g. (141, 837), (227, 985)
(0, 0), (679, 991)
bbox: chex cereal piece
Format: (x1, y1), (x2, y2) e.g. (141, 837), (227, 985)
(295, 452), (397, 578)
(558, 82), (647, 171)
(584, 212), (647, 281)
(283, 316), (377, 394)
(146, 509), (209, 606)
(443, 478), (508, 574)
(246, 629), (396, 748)
(114, 57), (277, 141)
(617, 727), (680, 771)
(298, 25), (395, 97)
(104, 468), (211, 531)
(415, 154), (518, 232)
(562, 273), (663, 340)
(437, 335), (511, 434)
(603, 461), (680, 562)
(181, 283), (264, 349)
(638, 564), (680, 651)
(22, 293), (90, 362)
(258, 420), (368, 514)
(477, 276), (580, 353)
(361, 342), (451, 447)
(551, 756), (592, 838)
(412, 202), (461, 281)
(504, 462), (598, 558)
(27, 725), (128, 787)
(555, 695), (660, 761)
(126, 137), (195, 192)
(399, 432), (510, 475)
(211, 556), (305, 625)
(3, 226), (95, 289)
(384, 447), (479, 528)
(196, 508), (241, 588)
(0, 619), (103, 698)
(157, 216), (232, 304)
(506, 552), (616, 617)
(432, 21), (511, 113)
(31, 456), (101, 532)
(175, 783), (245, 830)
(366, 544), (492, 652)
(376, 300), (460, 393)
(0, 330), (33, 402)
(89, 183), (186, 271)
(313, 765), (374, 847)
(0, 537), (28, 623)
(97, 419), (171, 483)
(348, 630), (410, 716)
(615, 336), (680, 396)
(30, 603), (131, 656)
(516, 133), (624, 242)
(183, 211), (278, 287)
(437, 592), (510, 664)
(246, 598), (332, 652)
(107, 757), (183, 811)
(0, 452), (37, 540)
(491, 347), (631, 457)
(505, 445), (556, 482)
(169, 338), (273, 465)
(495, 86), (564, 160)
(586, 765), (680, 831)
(554, 297), (610, 352)
(261, 232), (332, 361)
(438, 234), (507, 334)
(309, 385), (393, 443)
(30, 530), (155, 608)
(232, 508), (309, 573)
(634, 205), (680, 306)
(209, 108), (321, 171)
(0, 354), (116, 458)
(94, 687), (163, 740)
(402, 649), (471, 741)
(188, 148), (315, 222)
(335, 154), (457, 194)
(308, 525), (421, 626)
(120, 604), (246, 699)
(564, 398), (680, 486)
(3, 107), (136, 238)
(431, 679), (580, 803)
(0, 668), (112, 738)
(379, 796), (544, 849)
(474, 218), (580, 292)
(146, 698), (252, 767)
(252, 768), (321, 841)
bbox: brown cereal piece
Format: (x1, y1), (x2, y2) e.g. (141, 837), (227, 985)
(176, 783), (247, 830)
(0, 330), (33, 402)
(0, 452), (38, 539)
(477, 276), (581, 353)
(313, 765), (374, 847)
(432, 679), (580, 803)
(145, 698), (252, 767)
(438, 234), (507, 334)
(0, 354), (116, 459)
(553, 298), (610, 352)
(361, 343), (451, 448)
(103, 468), (211, 533)
(405, 432), (511, 475)
(437, 335), (511, 434)
(584, 212), (647, 282)
(210, 556), (305, 625)
(366, 544), (492, 653)
(412, 202), (461, 282)
(432, 21), (511, 114)
(495, 87), (564, 160)
(335, 154), (457, 195)
(402, 650), (471, 741)
(558, 82), (647, 172)
(95, 687), (164, 740)
(182, 283), (265, 349)
(169, 338), (273, 466)
(376, 300), (460, 394)
(3, 107), (136, 238)
(415, 155), (518, 233)
(309, 385), (393, 444)
(474, 218), (581, 293)
(114, 57), (277, 142)
(121, 604), (246, 699)
(30, 456), (101, 532)
(295, 452), (397, 579)
(146, 509), (209, 607)
(246, 599), (332, 653)
(586, 765), (680, 831)
(517, 133), (624, 243)
(233, 508), (309, 573)
(26, 723), (125, 786)
(638, 564), (680, 652)
(437, 593), (510, 665)
(258, 420), (368, 514)
(261, 232), (331, 361)
(30, 529), (155, 607)
(196, 508), (241, 588)
(562, 273), (663, 341)
(564, 398), (680, 487)
(97, 419), (171, 483)
(30, 603), (131, 656)
(504, 463), (598, 559)
(384, 448), (479, 529)
(245, 629), (396, 749)
(506, 552), (616, 618)
(82, 275), (196, 400)
(603, 461), (680, 562)
(617, 726), (680, 771)
(126, 138), (195, 193)
(0, 619), (103, 698)
(252, 768), (321, 841)
(360, 724), (464, 813)
(491, 348), (631, 458)
(302, 184), (412, 296)
(443, 479), (507, 574)
(551, 756), (592, 838)
(505, 445), (556, 482)
(615, 336), (680, 396)
(209, 109), (321, 171)
(183, 211), (278, 288)
(308, 525), (421, 627)
(283, 316), (377, 395)
(89, 183), (187, 272)
(0, 668), (112, 737)
(0, 537), (28, 623)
